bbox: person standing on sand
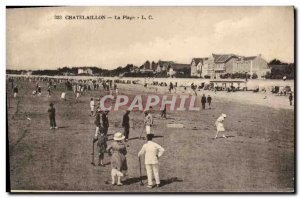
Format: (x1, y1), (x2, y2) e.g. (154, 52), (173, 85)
(161, 104), (167, 119)
(122, 110), (130, 142)
(289, 93), (293, 106)
(107, 132), (128, 186)
(90, 98), (95, 116)
(13, 85), (18, 98)
(102, 110), (110, 135)
(47, 86), (51, 97)
(138, 134), (165, 188)
(207, 95), (212, 109)
(94, 109), (102, 136)
(201, 94), (207, 109)
(48, 103), (57, 129)
(37, 86), (42, 96)
(214, 113), (227, 139)
(93, 127), (108, 166)
(144, 110), (153, 136)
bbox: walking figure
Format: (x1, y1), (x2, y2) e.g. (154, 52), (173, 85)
(207, 95), (212, 109)
(161, 104), (167, 119)
(215, 113), (227, 139)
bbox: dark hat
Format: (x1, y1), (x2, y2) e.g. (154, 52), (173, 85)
(146, 134), (154, 140)
(50, 103), (54, 106)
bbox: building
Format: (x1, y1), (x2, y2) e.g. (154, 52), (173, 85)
(78, 68), (93, 75)
(212, 54), (239, 78)
(190, 58), (204, 77)
(231, 55), (270, 78)
(191, 53), (270, 79)
(26, 70), (32, 75)
(167, 63), (190, 77)
(202, 56), (215, 77)
(156, 60), (174, 73)
(140, 61), (155, 73)
(191, 56), (215, 78)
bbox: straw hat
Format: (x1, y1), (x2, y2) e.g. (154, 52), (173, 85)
(113, 132), (125, 141)
(222, 113), (227, 118)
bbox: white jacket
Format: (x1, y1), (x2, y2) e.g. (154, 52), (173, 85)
(138, 141), (165, 165)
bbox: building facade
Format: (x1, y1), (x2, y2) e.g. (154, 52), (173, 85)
(230, 55), (270, 78)
(191, 53), (269, 79)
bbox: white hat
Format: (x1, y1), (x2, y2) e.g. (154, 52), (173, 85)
(113, 132), (125, 141)
(222, 113), (227, 118)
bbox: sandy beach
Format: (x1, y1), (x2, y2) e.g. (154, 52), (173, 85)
(7, 78), (294, 192)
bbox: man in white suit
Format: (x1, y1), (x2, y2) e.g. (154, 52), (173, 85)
(138, 134), (165, 188)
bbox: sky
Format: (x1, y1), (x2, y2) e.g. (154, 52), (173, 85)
(6, 6), (294, 70)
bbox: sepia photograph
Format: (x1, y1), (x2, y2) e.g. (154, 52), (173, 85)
(6, 6), (295, 193)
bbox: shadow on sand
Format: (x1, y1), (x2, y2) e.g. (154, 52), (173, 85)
(123, 176), (183, 187)
(123, 176), (147, 185)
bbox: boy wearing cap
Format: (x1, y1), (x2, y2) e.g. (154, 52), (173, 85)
(138, 134), (165, 188)
(215, 113), (227, 139)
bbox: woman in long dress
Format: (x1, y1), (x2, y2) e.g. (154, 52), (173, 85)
(107, 132), (128, 186)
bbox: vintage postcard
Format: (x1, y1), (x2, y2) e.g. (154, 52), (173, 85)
(6, 6), (295, 193)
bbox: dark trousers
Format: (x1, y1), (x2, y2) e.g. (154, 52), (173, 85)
(103, 127), (108, 135)
(124, 126), (130, 140)
(161, 110), (166, 118)
(50, 116), (56, 127)
(208, 102), (211, 108)
(202, 103), (206, 109)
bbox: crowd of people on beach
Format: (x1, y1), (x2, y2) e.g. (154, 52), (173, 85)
(7, 74), (294, 189)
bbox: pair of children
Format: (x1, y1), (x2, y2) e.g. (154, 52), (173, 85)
(93, 131), (128, 186)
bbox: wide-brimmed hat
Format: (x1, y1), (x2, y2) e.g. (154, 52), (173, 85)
(114, 132), (125, 141)
(222, 113), (227, 118)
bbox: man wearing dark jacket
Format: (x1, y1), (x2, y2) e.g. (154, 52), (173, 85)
(201, 94), (207, 109)
(207, 95), (212, 109)
(102, 110), (110, 135)
(48, 103), (57, 129)
(122, 110), (130, 141)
